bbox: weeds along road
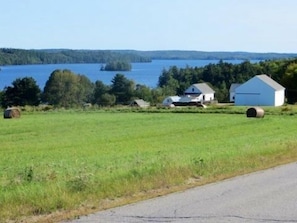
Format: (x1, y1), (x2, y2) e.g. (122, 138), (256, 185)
(65, 162), (297, 223)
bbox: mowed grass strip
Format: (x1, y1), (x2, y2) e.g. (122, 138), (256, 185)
(0, 111), (297, 222)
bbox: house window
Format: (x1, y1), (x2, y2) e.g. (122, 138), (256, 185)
(192, 88), (194, 92)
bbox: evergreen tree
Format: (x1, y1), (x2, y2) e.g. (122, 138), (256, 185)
(134, 84), (153, 102)
(110, 74), (135, 104)
(1, 77), (41, 107)
(93, 80), (111, 105)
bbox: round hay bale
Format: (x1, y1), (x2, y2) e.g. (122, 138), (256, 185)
(4, 107), (21, 119)
(246, 107), (264, 118)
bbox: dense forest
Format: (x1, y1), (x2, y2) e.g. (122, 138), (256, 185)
(158, 58), (297, 103)
(0, 48), (151, 65)
(1, 48), (297, 65)
(113, 50), (297, 60)
(1, 57), (297, 108)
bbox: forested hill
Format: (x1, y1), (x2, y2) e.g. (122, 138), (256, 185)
(127, 50), (297, 60)
(1, 48), (297, 65)
(0, 48), (151, 65)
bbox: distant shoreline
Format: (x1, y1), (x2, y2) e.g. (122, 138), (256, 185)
(1, 48), (297, 66)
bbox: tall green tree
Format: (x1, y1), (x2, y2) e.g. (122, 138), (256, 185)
(281, 62), (297, 103)
(76, 75), (94, 104)
(150, 87), (165, 105)
(92, 80), (112, 106)
(158, 68), (173, 87)
(215, 81), (228, 102)
(110, 74), (135, 104)
(42, 69), (92, 107)
(0, 91), (3, 107)
(100, 93), (116, 106)
(134, 84), (153, 102)
(1, 77), (41, 107)
(158, 67), (180, 95)
(281, 63), (297, 89)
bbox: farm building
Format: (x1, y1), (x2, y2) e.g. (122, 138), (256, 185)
(130, 99), (150, 108)
(229, 83), (241, 102)
(234, 74), (285, 106)
(162, 83), (215, 107)
(162, 95), (205, 107)
(184, 83), (215, 102)
(162, 96), (181, 107)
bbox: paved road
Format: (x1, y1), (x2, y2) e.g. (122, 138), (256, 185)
(66, 162), (297, 223)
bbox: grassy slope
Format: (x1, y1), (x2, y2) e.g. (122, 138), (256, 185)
(0, 110), (297, 222)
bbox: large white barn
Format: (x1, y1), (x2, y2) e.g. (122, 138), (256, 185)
(234, 74), (285, 106)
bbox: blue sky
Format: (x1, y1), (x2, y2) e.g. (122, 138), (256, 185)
(1, 0), (297, 53)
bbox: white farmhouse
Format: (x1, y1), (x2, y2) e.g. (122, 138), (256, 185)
(234, 74), (285, 106)
(184, 83), (215, 102)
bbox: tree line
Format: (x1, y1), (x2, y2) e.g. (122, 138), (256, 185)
(0, 70), (163, 108)
(158, 58), (297, 103)
(0, 48), (151, 65)
(2, 48), (297, 66)
(1, 58), (297, 108)
(131, 50), (297, 60)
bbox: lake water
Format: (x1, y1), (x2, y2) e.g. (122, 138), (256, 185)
(0, 59), (248, 90)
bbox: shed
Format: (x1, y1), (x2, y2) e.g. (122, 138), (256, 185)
(162, 96), (181, 107)
(4, 107), (21, 119)
(235, 74), (285, 106)
(184, 83), (215, 102)
(131, 99), (150, 108)
(229, 83), (241, 102)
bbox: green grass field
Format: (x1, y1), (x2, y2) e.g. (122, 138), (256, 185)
(1, 108), (297, 222)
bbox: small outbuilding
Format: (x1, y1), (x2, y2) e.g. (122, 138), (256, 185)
(4, 107), (21, 119)
(162, 96), (181, 107)
(131, 99), (150, 108)
(229, 83), (241, 102)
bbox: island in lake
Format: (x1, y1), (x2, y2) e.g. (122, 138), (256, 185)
(100, 60), (132, 71)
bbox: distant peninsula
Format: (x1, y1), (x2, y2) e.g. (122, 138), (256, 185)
(1, 48), (297, 65)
